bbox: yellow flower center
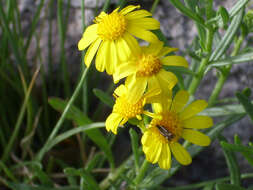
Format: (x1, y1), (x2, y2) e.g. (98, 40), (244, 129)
(136, 54), (162, 77)
(96, 11), (127, 41)
(151, 111), (182, 142)
(113, 95), (144, 119)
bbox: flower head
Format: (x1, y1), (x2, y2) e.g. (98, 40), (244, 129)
(141, 90), (213, 169)
(78, 5), (160, 74)
(113, 41), (188, 103)
(105, 85), (160, 134)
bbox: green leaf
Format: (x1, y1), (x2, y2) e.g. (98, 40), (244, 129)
(221, 141), (253, 154)
(65, 168), (100, 190)
(236, 91), (253, 122)
(168, 0), (205, 27)
(49, 98), (115, 168)
(49, 97), (91, 124)
(93, 88), (114, 108)
(215, 183), (245, 190)
(218, 6), (230, 28)
(209, 8), (244, 61)
(163, 65), (196, 76)
(220, 136), (241, 186)
(206, 52), (253, 73)
(46, 123), (105, 157)
(201, 104), (246, 117)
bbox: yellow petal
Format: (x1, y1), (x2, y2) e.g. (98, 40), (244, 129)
(128, 18), (160, 30)
(161, 56), (188, 68)
(114, 85), (127, 96)
(105, 113), (123, 134)
(142, 40), (164, 55)
(127, 24), (158, 43)
(105, 41), (117, 75)
(84, 38), (101, 67)
(156, 70), (178, 90)
(171, 90), (189, 113)
(116, 37), (131, 61)
(125, 9), (152, 20)
(113, 63), (136, 83)
(120, 5), (140, 15)
(170, 142), (192, 165)
(180, 100), (208, 120)
(182, 129), (211, 146)
(122, 32), (141, 55)
(157, 47), (178, 57)
(95, 41), (107, 72)
(125, 76), (147, 103)
(183, 116), (213, 129)
(158, 143), (171, 170)
(78, 24), (98, 50)
(141, 130), (153, 146)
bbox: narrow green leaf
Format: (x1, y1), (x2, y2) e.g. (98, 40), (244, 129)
(129, 128), (140, 174)
(65, 168), (100, 190)
(233, 135), (253, 166)
(49, 97), (91, 124)
(220, 136), (241, 186)
(206, 52), (253, 73)
(168, 0), (205, 27)
(46, 123), (105, 156)
(201, 104), (246, 117)
(210, 8), (244, 61)
(218, 6), (230, 28)
(163, 65), (196, 76)
(236, 91), (253, 122)
(221, 141), (253, 154)
(215, 183), (245, 190)
(93, 88), (114, 108)
(49, 98), (115, 168)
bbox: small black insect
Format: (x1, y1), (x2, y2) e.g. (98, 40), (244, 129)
(157, 125), (174, 141)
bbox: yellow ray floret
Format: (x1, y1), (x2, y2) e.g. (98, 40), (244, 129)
(78, 5), (160, 75)
(113, 40), (188, 103)
(141, 90), (213, 169)
(105, 85), (160, 134)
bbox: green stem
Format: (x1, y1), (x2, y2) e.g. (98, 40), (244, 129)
(35, 67), (89, 161)
(151, 0), (160, 14)
(208, 35), (244, 106)
(134, 159), (150, 186)
(188, 29), (214, 95)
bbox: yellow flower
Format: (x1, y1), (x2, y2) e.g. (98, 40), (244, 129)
(113, 41), (188, 103)
(78, 5), (160, 74)
(105, 85), (160, 134)
(141, 90), (213, 169)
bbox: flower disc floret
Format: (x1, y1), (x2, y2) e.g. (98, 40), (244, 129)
(136, 54), (162, 77)
(97, 12), (127, 41)
(151, 112), (182, 142)
(113, 95), (143, 119)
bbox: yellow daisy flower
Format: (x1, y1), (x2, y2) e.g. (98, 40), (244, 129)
(105, 85), (160, 134)
(141, 90), (213, 169)
(113, 41), (188, 103)
(78, 5), (160, 74)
